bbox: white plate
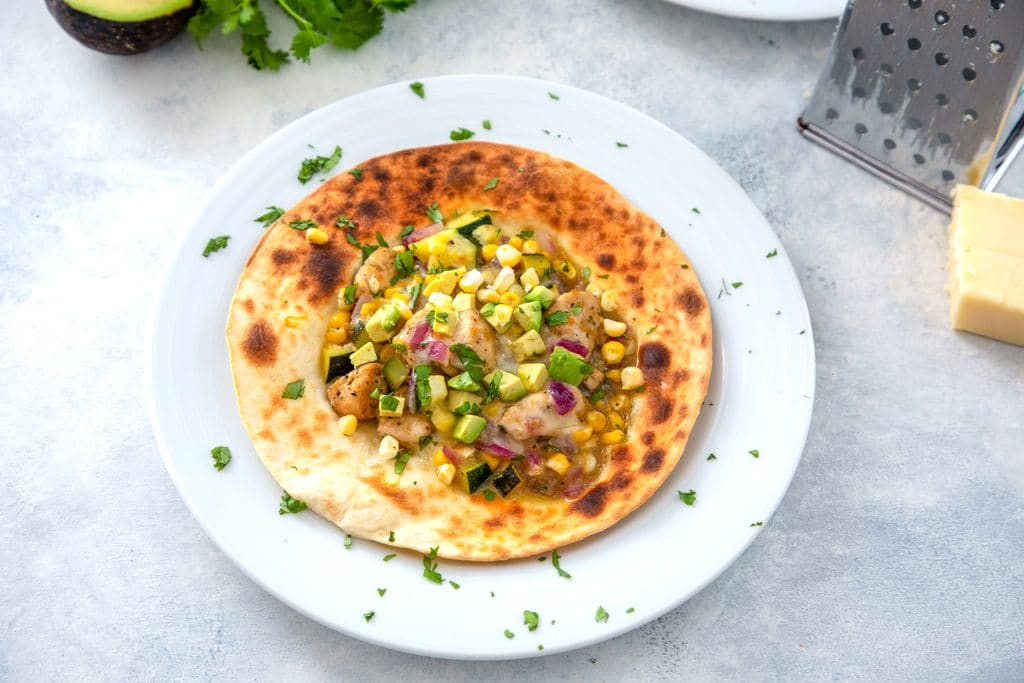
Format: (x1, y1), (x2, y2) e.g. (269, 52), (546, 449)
(148, 75), (815, 660)
(665, 0), (844, 21)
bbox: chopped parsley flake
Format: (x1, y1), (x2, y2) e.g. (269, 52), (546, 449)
(210, 446), (231, 471)
(749, 449), (760, 458)
(377, 587), (386, 597)
(383, 554), (396, 562)
(615, 141), (629, 148)
(417, 434), (434, 449)
(570, 303), (583, 316)
(422, 546), (443, 583)
(202, 235), (230, 257)
(800, 329), (807, 335)
(484, 176), (499, 191)
(363, 610), (375, 622)
(426, 202), (443, 223)
(707, 453), (717, 461)
(375, 232), (388, 248)
(297, 145), (341, 184)
(691, 207), (701, 214)
(766, 248), (778, 258)
(751, 521), (763, 527)
(581, 266), (591, 283)
(551, 549), (571, 579)
(381, 394), (399, 412)
(504, 629), (515, 639)
(732, 281), (744, 289)
(400, 224), (415, 238)
(409, 81), (425, 98)
(453, 401), (481, 416)
(289, 219), (317, 231)
(336, 215), (357, 230)
(388, 531), (395, 542)
(645, 325), (657, 334)
(678, 489), (697, 506)
(538, 645), (544, 651)
(282, 379), (305, 399)
(595, 606), (609, 623)
(394, 449), (411, 474)
(626, 607), (635, 614)
(548, 92), (560, 100)
(344, 535), (353, 549)
(408, 282), (422, 308)
(589, 387), (606, 403)
(482, 490), (496, 501)
(349, 168), (363, 181)
(482, 119), (492, 130)
(254, 206), (284, 228)
(524, 610), (539, 631)
(278, 491), (306, 515)
(449, 127), (475, 141)
(450, 580), (461, 590)
(545, 311), (569, 326)
(598, 273), (610, 279)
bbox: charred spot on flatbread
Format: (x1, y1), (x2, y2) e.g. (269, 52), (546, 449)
(241, 320), (278, 366)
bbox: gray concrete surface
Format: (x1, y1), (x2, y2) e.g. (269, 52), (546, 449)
(1, 0), (1022, 679)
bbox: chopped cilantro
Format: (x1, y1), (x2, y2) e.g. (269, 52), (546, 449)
(589, 387), (606, 403)
(336, 215), (357, 230)
(418, 434), (434, 449)
(370, 387), (381, 400)
(749, 449), (760, 458)
(393, 250), (415, 282)
(595, 606), (609, 623)
(551, 549), (571, 579)
(450, 580), (461, 590)
(449, 127), (475, 141)
(504, 629), (515, 639)
(392, 342), (408, 354)
(450, 343), (484, 371)
(349, 168), (363, 181)
(289, 219), (317, 231)
(484, 176), (499, 191)
(678, 489), (697, 506)
(363, 610), (375, 622)
(388, 531), (395, 542)
(691, 207), (701, 214)
(732, 281), (744, 289)
(278, 491), (306, 515)
(626, 607), (635, 614)
(380, 394), (399, 412)
(376, 232), (388, 248)
(766, 248), (778, 258)
(282, 379), (305, 399)
(615, 141), (629, 148)
(202, 235), (230, 257)
(254, 206), (284, 228)
(344, 534), (353, 549)
(524, 610), (539, 631)
(800, 329), (807, 335)
(409, 81), (425, 99)
(751, 521), (763, 527)
(408, 282), (422, 308)
(581, 266), (591, 283)
(484, 371), (502, 404)
(400, 224), (415, 238)
(210, 446), (231, 471)
(597, 273), (610, 279)
(394, 449), (411, 474)
(426, 202), (443, 223)
(548, 92), (560, 100)
(422, 546), (443, 583)
(482, 490), (496, 501)
(377, 587), (386, 597)
(545, 311), (569, 326)
(453, 401), (481, 416)
(297, 145), (341, 183)
(538, 645), (544, 651)
(570, 303), (583, 316)
(482, 119), (492, 130)
(645, 325), (657, 334)
(415, 365), (431, 406)
(706, 453), (717, 461)
(518, 230), (534, 239)
(383, 554), (396, 562)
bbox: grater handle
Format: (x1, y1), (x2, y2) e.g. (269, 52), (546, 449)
(983, 86), (1024, 192)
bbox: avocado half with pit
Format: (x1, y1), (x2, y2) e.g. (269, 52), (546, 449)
(45, 0), (197, 55)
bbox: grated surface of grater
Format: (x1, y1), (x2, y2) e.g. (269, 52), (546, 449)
(799, 0), (1024, 212)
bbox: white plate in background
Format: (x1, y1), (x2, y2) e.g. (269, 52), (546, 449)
(665, 0), (844, 22)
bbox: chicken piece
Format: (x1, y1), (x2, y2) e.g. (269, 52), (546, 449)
(544, 291), (601, 354)
(393, 308), (499, 374)
(377, 414), (433, 445)
(326, 362), (386, 420)
(499, 384), (586, 440)
(354, 247), (396, 299)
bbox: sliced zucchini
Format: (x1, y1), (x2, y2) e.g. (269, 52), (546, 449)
(492, 465), (523, 497)
(457, 459), (492, 494)
(321, 343), (356, 382)
(522, 253), (552, 279)
(382, 357), (410, 390)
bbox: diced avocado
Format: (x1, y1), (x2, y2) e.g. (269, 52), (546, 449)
(456, 459), (492, 493)
(366, 304), (402, 342)
(430, 303), (455, 336)
(492, 465), (523, 497)
(482, 303), (513, 333)
(517, 363), (549, 392)
(549, 346), (592, 386)
(448, 371), (481, 392)
(511, 330), (546, 361)
(430, 405), (456, 433)
(382, 358), (410, 391)
(350, 341), (378, 367)
(422, 268), (464, 298)
(524, 285), (556, 309)
(427, 375), (448, 405)
(321, 343), (356, 381)
(522, 253), (552, 278)
(513, 300), (543, 332)
(484, 370), (527, 401)
(447, 389), (481, 413)
(453, 414), (487, 444)
(472, 223), (500, 245)
(352, 321), (372, 348)
(378, 394), (405, 418)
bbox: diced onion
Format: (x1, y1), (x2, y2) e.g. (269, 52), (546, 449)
(403, 221), (444, 245)
(478, 441), (519, 459)
(427, 340), (450, 364)
(548, 380), (577, 416)
(409, 320), (430, 346)
(442, 445), (461, 464)
(555, 339), (589, 357)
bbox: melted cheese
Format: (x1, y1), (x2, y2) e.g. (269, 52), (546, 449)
(949, 185), (1024, 347)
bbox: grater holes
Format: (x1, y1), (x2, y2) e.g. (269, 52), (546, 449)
(908, 117), (923, 130)
(880, 22), (895, 36)
(879, 63), (894, 75)
(963, 108), (978, 123)
(913, 154), (926, 165)
(883, 138), (897, 150)
(941, 170), (955, 182)
(935, 52), (949, 66)
(908, 37), (922, 51)
(852, 86), (867, 98)
(934, 10), (949, 25)
(826, 108), (840, 120)
(852, 47), (865, 60)
(854, 123), (868, 136)
(935, 93), (950, 107)
(879, 102), (895, 114)
(989, 40), (1004, 60)
(907, 78), (923, 92)
(990, 0), (1005, 8)
(962, 25), (977, 39)
(962, 66), (977, 82)
(938, 132), (952, 144)
(908, 0), (922, 8)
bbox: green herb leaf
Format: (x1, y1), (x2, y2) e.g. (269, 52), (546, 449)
(453, 401), (481, 416)
(377, 587), (386, 596)
(751, 521), (763, 527)
(410, 81), (425, 98)
(598, 273), (610, 279)
(415, 364), (432, 408)
(545, 311), (569, 326)
(678, 489), (697, 506)
(581, 266), (591, 284)
(589, 387), (606, 403)
(282, 379), (305, 399)
(388, 531), (395, 542)
(202, 235), (230, 258)
(615, 141), (629, 148)
(289, 219), (317, 231)
(408, 281), (422, 309)
(626, 607), (635, 614)
(400, 224), (415, 238)
(504, 629), (515, 639)
(210, 446), (231, 471)
(394, 449), (411, 474)
(732, 281), (743, 289)
(766, 248), (778, 258)
(706, 453), (717, 461)
(482, 119), (492, 130)
(383, 553), (396, 562)
(337, 215), (357, 230)
(691, 207), (701, 214)
(344, 534), (353, 549)
(376, 232), (389, 248)
(749, 449), (760, 458)
(363, 610), (375, 622)
(551, 549), (572, 579)
(523, 610), (539, 632)
(417, 434), (434, 449)
(548, 92), (560, 100)
(380, 394), (399, 412)
(450, 343), (484, 370)
(570, 303), (583, 316)
(278, 491), (307, 515)
(484, 370), (502, 404)
(449, 127), (475, 141)
(482, 490), (496, 501)
(595, 606), (609, 623)
(350, 167), (364, 181)
(422, 546), (443, 583)
(254, 206), (284, 228)
(426, 202), (443, 223)
(297, 145), (341, 183)
(484, 176), (499, 191)
(343, 284), (357, 305)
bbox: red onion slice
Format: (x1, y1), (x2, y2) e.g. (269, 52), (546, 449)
(442, 445), (461, 465)
(477, 441), (519, 459)
(408, 320), (430, 347)
(403, 221), (444, 246)
(427, 341), (449, 364)
(555, 339), (590, 357)
(562, 464), (585, 499)
(526, 449), (544, 476)
(548, 380), (577, 416)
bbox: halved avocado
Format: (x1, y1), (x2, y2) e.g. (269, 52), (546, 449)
(45, 0), (196, 55)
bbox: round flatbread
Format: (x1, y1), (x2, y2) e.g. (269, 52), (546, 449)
(227, 142), (712, 560)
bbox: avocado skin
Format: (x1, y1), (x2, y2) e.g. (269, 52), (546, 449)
(45, 0), (197, 55)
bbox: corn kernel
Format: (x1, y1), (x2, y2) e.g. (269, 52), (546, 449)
(436, 463), (456, 485)
(602, 341), (625, 364)
(586, 411), (607, 431)
(500, 291), (522, 307)
(393, 245), (407, 253)
(608, 412), (625, 429)
(492, 303), (514, 328)
(509, 236), (524, 249)
(379, 435), (400, 458)
(606, 369), (621, 382)
(338, 414), (358, 436)
(603, 318), (627, 337)
(497, 244), (523, 268)
(482, 243), (498, 261)
(483, 402), (503, 419)
(601, 290), (617, 312)
(432, 450), (448, 466)
(459, 269), (485, 293)
(522, 239), (540, 253)
(284, 315), (306, 329)
(329, 311), (350, 328)
(519, 267), (540, 291)
(477, 288), (501, 304)
(611, 393), (630, 412)
(601, 430), (625, 445)
(546, 453), (571, 475)
(360, 300), (382, 319)
(325, 327), (348, 343)
(620, 366), (645, 391)
(383, 287), (400, 300)
(452, 292), (475, 311)
(428, 292), (453, 308)
(582, 454), (598, 474)
(587, 285), (604, 298)
(573, 426), (594, 443)
(305, 228), (329, 245)
(557, 261), (576, 279)
(493, 266), (516, 293)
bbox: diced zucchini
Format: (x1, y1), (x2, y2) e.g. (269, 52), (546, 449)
(430, 405), (456, 433)
(511, 330), (546, 360)
(456, 459), (492, 494)
(453, 414), (487, 444)
(447, 212), (493, 243)
(549, 346), (592, 386)
(427, 375), (448, 405)
(321, 343), (355, 381)
(492, 465), (523, 497)
(350, 341), (377, 367)
(352, 321), (372, 348)
(382, 358), (410, 390)
(522, 253), (552, 278)
(524, 285), (556, 309)
(513, 300), (543, 332)
(517, 363), (548, 392)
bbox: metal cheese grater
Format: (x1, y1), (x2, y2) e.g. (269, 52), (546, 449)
(798, 0), (1024, 213)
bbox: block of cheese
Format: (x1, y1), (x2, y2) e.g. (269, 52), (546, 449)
(948, 185), (1024, 347)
